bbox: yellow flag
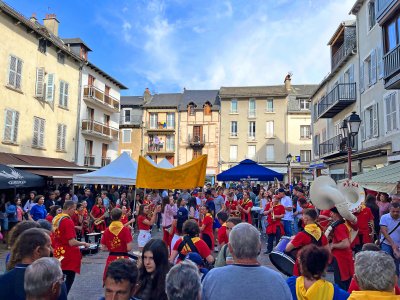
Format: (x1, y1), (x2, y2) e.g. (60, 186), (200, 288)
(136, 155), (207, 189)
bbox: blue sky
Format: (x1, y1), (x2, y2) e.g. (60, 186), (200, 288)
(7, 0), (355, 95)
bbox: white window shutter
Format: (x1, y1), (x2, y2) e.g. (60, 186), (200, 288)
(373, 103), (379, 137)
(13, 111), (19, 143)
(46, 74), (55, 102)
(59, 81), (64, 106)
(56, 124), (62, 150)
(16, 59), (22, 89)
(8, 56), (16, 87)
(360, 110), (366, 141)
(33, 118), (39, 146)
(39, 119), (45, 147)
(35, 68), (45, 98)
(360, 62), (365, 93)
(377, 45), (384, 79)
(64, 82), (69, 107)
(4, 110), (13, 141)
(371, 49), (377, 85)
(62, 125), (66, 150)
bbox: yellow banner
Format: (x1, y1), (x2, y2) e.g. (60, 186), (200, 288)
(136, 155), (207, 189)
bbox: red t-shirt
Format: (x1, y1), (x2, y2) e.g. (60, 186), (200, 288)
(46, 214), (54, 223)
(137, 215), (151, 230)
(332, 223), (354, 281)
(355, 207), (374, 234)
(217, 223), (228, 245)
(121, 215), (128, 225)
(173, 237), (211, 262)
(319, 210), (331, 232)
(202, 213), (214, 236)
(53, 216), (82, 274)
(291, 230), (328, 275)
(240, 199), (253, 223)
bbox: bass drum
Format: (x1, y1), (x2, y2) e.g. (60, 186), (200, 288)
(269, 236), (296, 276)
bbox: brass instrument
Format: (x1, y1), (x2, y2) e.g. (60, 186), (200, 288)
(147, 204), (156, 218)
(94, 218), (104, 226)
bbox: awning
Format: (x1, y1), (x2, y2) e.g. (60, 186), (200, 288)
(21, 169), (88, 179)
(351, 162), (400, 194)
(0, 164), (45, 189)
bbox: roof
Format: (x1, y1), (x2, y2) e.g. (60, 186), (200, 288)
(86, 61), (128, 89)
(291, 85), (319, 97)
(62, 38), (92, 51)
(143, 93), (182, 108)
(121, 96), (144, 106)
(328, 20), (356, 45)
(351, 162), (400, 194)
(350, 0), (364, 15)
(0, 152), (84, 169)
(180, 89), (220, 111)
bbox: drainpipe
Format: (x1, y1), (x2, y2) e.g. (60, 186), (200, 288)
(74, 62), (84, 165)
(177, 108), (180, 166)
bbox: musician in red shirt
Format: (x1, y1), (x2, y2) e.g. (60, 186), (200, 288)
(238, 191), (253, 224)
(216, 211), (229, 248)
(264, 196), (285, 254)
(329, 207), (354, 291)
(72, 203), (90, 243)
(285, 209), (329, 275)
(296, 198), (315, 229)
(90, 197), (107, 237)
(199, 205), (214, 251)
(137, 204), (160, 251)
(100, 208), (133, 282)
(225, 192), (239, 218)
(351, 205), (374, 252)
(52, 200), (90, 294)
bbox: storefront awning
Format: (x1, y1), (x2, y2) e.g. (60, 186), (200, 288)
(351, 162), (400, 194)
(22, 169), (88, 179)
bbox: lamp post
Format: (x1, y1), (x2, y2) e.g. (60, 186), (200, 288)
(340, 112), (361, 180)
(286, 153), (292, 185)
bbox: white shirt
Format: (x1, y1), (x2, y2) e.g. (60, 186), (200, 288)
(281, 196), (293, 221)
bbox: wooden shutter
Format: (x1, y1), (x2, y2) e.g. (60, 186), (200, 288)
(16, 58), (22, 89)
(360, 62), (365, 93)
(371, 49), (377, 85)
(377, 45), (384, 79)
(64, 82), (69, 107)
(59, 81), (64, 106)
(39, 119), (45, 147)
(4, 110), (13, 141)
(8, 56), (16, 87)
(35, 68), (45, 98)
(46, 74), (55, 102)
(13, 111), (19, 143)
(373, 103), (379, 137)
(33, 117), (39, 146)
(56, 124), (62, 150)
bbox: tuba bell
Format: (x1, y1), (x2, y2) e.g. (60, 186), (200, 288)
(310, 176), (364, 242)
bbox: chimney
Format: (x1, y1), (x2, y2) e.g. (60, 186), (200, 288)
(284, 73), (292, 91)
(30, 13), (37, 23)
(43, 14), (59, 36)
(143, 88), (151, 103)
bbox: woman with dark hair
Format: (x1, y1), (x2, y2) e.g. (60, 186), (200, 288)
(161, 196), (177, 247)
(134, 239), (170, 300)
(29, 195), (47, 221)
(90, 196), (107, 233)
(137, 204), (161, 251)
(7, 197), (21, 232)
(286, 244), (349, 300)
(45, 205), (61, 223)
(364, 194), (380, 242)
(187, 197), (199, 221)
(377, 192), (391, 218)
(199, 204), (214, 251)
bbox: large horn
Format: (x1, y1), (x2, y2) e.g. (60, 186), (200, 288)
(310, 176), (357, 224)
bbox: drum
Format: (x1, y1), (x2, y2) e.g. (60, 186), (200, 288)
(79, 244), (99, 256)
(269, 236), (296, 276)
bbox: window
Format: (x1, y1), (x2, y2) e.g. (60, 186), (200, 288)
(247, 145), (256, 159)
(166, 135), (175, 151)
(266, 99), (274, 112)
(56, 124), (67, 151)
(150, 113), (158, 129)
(334, 122), (341, 136)
(248, 98), (256, 117)
(300, 125), (311, 139)
(367, 1), (376, 31)
(230, 99), (238, 113)
(167, 113), (175, 128)
(57, 52), (65, 64)
(314, 134), (320, 156)
(363, 50), (377, 87)
(265, 121), (274, 138)
(32, 117), (45, 148)
(204, 103), (212, 115)
(87, 107), (94, 120)
(193, 149), (202, 159)
(248, 121), (256, 139)
(7, 55), (23, 90)
(229, 145), (238, 161)
(265, 145), (274, 161)
(230, 121), (238, 137)
(59, 80), (69, 108)
(188, 104), (195, 116)
(38, 39), (47, 53)
(363, 103), (379, 139)
(300, 150), (311, 162)
(122, 129), (131, 143)
(299, 99), (310, 110)
(35, 68), (45, 98)
(384, 92), (398, 133)
(46, 73), (55, 102)
(3, 109), (19, 143)
(123, 109), (131, 123)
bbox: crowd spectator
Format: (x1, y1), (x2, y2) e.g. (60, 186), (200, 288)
(166, 261), (201, 300)
(30, 195), (47, 221)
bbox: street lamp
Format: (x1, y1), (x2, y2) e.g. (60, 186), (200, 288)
(340, 112), (361, 180)
(286, 153), (292, 185)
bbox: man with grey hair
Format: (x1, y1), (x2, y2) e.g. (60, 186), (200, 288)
(201, 223), (291, 300)
(348, 251), (398, 299)
(24, 257), (64, 300)
(166, 260), (201, 300)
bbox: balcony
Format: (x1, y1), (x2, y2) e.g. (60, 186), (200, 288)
(383, 44), (400, 89)
(84, 155), (95, 167)
(101, 157), (111, 167)
(319, 134), (359, 158)
(83, 85), (119, 113)
(317, 83), (356, 119)
(376, 0), (398, 23)
(145, 122), (175, 133)
(331, 37), (356, 73)
(188, 134), (206, 148)
(81, 119), (119, 141)
(145, 143), (175, 155)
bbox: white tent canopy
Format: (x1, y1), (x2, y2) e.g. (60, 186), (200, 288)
(73, 152), (138, 185)
(157, 158), (174, 169)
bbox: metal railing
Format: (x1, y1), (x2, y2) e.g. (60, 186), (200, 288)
(81, 119), (119, 140)
(101, 157), (111, 167)
(317, 83), (356, 118)
(383, 43), (400, 79)
(188, 134), (206, 145)
(145, 121), (175, 130)
(319, 134), (343, 157)
(83, 85), (119, 111)
(331, 39), (356, 72)
(84, 155), (95, 166)
(145, 143), (175, 153)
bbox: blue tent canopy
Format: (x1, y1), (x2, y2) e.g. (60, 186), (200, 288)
(217, 159), (284, 182)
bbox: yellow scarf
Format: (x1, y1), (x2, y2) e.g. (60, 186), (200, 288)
(52, 213), (70, 231)
(304, 224), (322, 241)
(296, 276), (334, 300)
(108, 221), (124, 236)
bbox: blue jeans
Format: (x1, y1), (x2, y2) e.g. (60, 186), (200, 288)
(282, 220), (292, 236)
(381, 243), (400, 276)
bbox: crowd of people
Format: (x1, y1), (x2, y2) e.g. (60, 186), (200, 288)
(0, 180), (398, 299)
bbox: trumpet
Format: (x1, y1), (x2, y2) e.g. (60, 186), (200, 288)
(94, 218), (104, 226)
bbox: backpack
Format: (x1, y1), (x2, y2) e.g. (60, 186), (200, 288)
(177, 236), (199, 261)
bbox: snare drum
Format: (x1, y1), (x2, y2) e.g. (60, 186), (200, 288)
(269, 236), (296, 276)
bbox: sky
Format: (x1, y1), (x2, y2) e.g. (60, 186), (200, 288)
(6, 0), (356, 95)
